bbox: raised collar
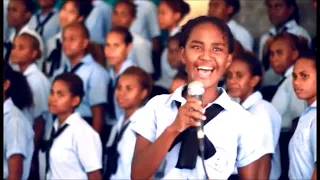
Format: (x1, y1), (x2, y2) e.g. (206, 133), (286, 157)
(23, 63), (39, 77)
(65, 53), (94, 70)
(226, 19), (237, 29)
(284, 65), (294, 77)
(4, 98), (14, 115)
(241, 91), (263, 110)
(268, 19), (298, 35)
(109, 58), (135, 81)
(165, 85), (233, 111)
(170, 26), (180, 36)
(301, 100), (317, 116)
(53, 112), (81, 131)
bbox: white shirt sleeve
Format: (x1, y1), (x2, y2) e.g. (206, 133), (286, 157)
(130, 97), (159, 142)
(310, 118), (316, 163)
(146, 2), (161, 39)
(75, 125), (102, 172)
(132, 35), (154, 74)
(88, 66), (109, 106)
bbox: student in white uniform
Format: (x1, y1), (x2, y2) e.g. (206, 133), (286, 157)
(208, 0), (253, 52)
(104, 27), (136, 129)
(225, 52), (282, 180)
(61, 22), (109, 137)
(111, 0), (154, 74)
(156, 0), (190, 89)
(85, 0), (113, 45)
(3, 61), (34, 180)
(288, 51), (317, 180)
(169, 70), (188, 93)
(105, 66), (153, 180)
(43, 0), (92, 80)
(131, 16), (270, 180)
(5, 0), (45, 71)
(28, 0), (60, 42)
(259, 0), (311, 71)
(45, 72), (102, 179)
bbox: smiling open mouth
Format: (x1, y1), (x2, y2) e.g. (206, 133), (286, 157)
(197, 66), (213, 78)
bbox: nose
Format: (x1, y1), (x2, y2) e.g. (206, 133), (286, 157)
(199, 48), (212, 61)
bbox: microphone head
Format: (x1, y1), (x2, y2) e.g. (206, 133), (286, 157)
(188, 81), (204, 96)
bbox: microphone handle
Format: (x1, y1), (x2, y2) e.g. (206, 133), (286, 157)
(189, 94), (205, 139)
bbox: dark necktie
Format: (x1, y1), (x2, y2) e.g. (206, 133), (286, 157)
(4, 41), (12, 63)
(35, 12), (55, 37)
(64, 62), (84, 74)
(46, 39), (62, 77)
(261, 76), (287, 102)
(169, 101), (224, 169)
(106, 77), (119, 120)
(40, 123), (69, 175)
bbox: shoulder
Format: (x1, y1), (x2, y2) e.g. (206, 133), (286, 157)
(6, 106), (33, 132)
(231, 20), (251, 36)
(70, 117), (100, 138)
(135, 0), (157, 10)
(132, 33), (152, 46)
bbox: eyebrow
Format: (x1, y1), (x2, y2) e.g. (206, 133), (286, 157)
(189, 40), (226, 46)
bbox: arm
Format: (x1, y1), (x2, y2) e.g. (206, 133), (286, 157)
(33, 115), (45, 148)
(256, 154), (271, 179)
(91, 104), (105, 135)
(87, 170), (102, 180)
(312, 166), (316, 180)
(238, 159), (259, 179)
(7, 154), (23, 180)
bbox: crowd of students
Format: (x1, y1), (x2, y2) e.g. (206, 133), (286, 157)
(3, 0), (317, 179)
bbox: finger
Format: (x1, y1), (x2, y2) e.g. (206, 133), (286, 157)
(186, 97), (202, 105)
(185, 110), (206, 121)
(183, 101), (204, 113)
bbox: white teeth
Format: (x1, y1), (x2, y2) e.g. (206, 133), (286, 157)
(197, 66), (213, 70)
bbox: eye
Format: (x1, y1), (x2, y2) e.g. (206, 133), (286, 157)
(301, 73), (309, 79)
(292, 73), (297, 80)
(191, 45), (201, 50)
(212, 47), (222, 52)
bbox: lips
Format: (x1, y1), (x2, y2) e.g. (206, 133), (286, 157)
(196, 66), (214, 79)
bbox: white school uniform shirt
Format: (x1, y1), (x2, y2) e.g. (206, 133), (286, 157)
(271, 66), (308, 131)
(47, 112), (102, 179)
(3, 0), (10, 43)
(28, 8), (60, 42)
(288, 100), (316, 180)
(156, 26), (180, 89)
(65, 54), (109, 118)
(3, 98), (34, 180)
(6, 25), (46, 71)
(107, 59), (136, 125)
(241, 91), (282, 180)
(227, 19), (253, 52)
(107, 107), (144, 180)
(128, 32), (154, 74)
(258, 19), (311, 61)
(85, 0), (113, 45)
(131, 86), (270, 179)
(130, 0), (161, 41)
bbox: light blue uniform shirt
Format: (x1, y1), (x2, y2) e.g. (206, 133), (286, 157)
(107, 59), (136, 125)
(3, 1), (10, 43)
(288, 100), (317, 180)
(130, 0), (161, 41)
(28, 9), (60, 42)
(132, 86), (269, 179)
(227, 19), (253, 52)
(271, 66), (308, 131)
(241, 91), (282, 180)
(65, 54), (109, 118)
(85, 0), (113, 45)
(3, 98), (34, 180)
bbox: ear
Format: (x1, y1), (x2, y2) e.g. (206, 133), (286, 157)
(31, 49), (39, 60)
(71, 96), (81, 108)
(140, 89), (148, 101)
(82, 39), (90, 49)
(288, 6), (294, 17)
(126, 43), (133, 53)
(77, 16), (84, 23)
(225, 54), (233, 69)
(226, 5), (234, 17)
(180, 48), (186, 64)
(249, 76), (261, 89)
(173, 12), (182, 22)
(292, 49), (299, 62)
(4, 80), (11, 92)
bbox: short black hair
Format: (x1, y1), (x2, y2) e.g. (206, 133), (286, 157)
(63, 22), (90, 40)
(234, 52), (263, 91)
(161, 0), (190, 21)
(173, 70), (188, 81)
(61, 0), (93, 20)
(18, 33), (42, 60)
(109, 27), (133, 45)
(225, 0), (240, 18)
(265, 0), (300, 24)
(53, 72), (85, 107)
(115, 0), (137, 18)
(20, 0), (36, 13)
(179, 16), (234, 54)
(297, 49), (316, 69)
(168, 32), (181, 44)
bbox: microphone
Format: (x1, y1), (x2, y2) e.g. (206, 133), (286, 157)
(187, 81), (205, 140)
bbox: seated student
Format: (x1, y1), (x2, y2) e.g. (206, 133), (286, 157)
(5, 0), (45, 71)
(44, 72), (102, 179)
(208, 0), (253, 52)
(156, 0), (190, 90)
(259, 0), (311, 69)
(289, 50), (317, 180)
(225, 52), (282, 180)
(85, 0), (113, 45)
(28, 0), (60, 42)
(169, 70), (188, 93)
(10, 32), (51, 179)
(131, 16), (270, 180)
(104, 66), (153, 180)
(3, 61), (34, 180)
(61, 22), (109, 136)
(111, 0), (154, 74)
(104, 27), (136, 127)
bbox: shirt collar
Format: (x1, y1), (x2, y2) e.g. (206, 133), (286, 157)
(284, 65), (294, 77)
(109, 58), (135, 81)
(9, 24), (30, 41)
(241, 91), (263, 110)
(4, 98), (14, 115)
(301, 100), (317, 116)
(226, 19), (237, 29)
(23, 63), (38, 77)
(170, 26), (180, 36)
(65, 53), (94, 69)
(36, 8), (58, 16)
(53, 112), (80, 130)
(166, 85), (233, 111)
(268, 19), (297, 35)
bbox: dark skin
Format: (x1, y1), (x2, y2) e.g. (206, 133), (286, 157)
(256, 154), (271, 179)
(312, 165), (317, 180)
(7, 155), (23, 180)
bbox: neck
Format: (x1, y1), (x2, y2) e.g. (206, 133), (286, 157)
(184, 85), (219, 107)
(113, 61), (124, 75)
(168, 25), (178, 35)
(15, 25), (25, 35)
(57, 112), (72, 127)
(239, 90), (254, 104)
(69, 53), (85, 67)
(40, 7), (53, 15)
(124, 106), (138, 121)
(19, 63), (32, 73)
(307, 96), (316, 107)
